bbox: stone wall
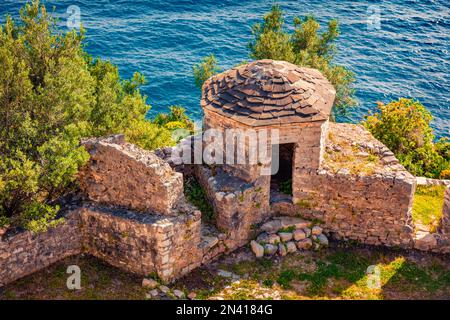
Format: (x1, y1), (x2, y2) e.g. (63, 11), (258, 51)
(295, 169), (415, 247)
(1, 204), (203, 286)
(80, 204), (202, 282)
(437, 187), (450, 245)
(194, 165), (271, 250)
(442, 187), (450, 235)
(416, 177), (450, 186)
(421, 186), (450, 254)
(290, 123), (417, 248)
(203, 109), (327, 183)
(0, 210), (83, 287)
(79, 135), (184, 216)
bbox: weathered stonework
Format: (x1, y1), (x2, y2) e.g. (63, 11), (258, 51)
(442, 187), (450, 235)
(295, 169), (415, 247)
(80, 204), (202, 282)
(80, 135), (184, 216)
(203, 110), (328, 183)
(194, 165), (270, 251)
(416, 177), (450, 186)
(281, 123), (417, 248)
(424, 186), (450, 254)
(0, 210), (83, 287)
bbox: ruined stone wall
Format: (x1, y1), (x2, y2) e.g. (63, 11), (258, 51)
(295, 169), (415, 248)
(194, 165), (270, 251)
(81, 204), (202, 282)
(442, 187), (450, 235)
(0, 210), (83, 286)
(80, 135), (184, 216)
(290, 123), (417, 248)
(424, 186), (450, 254)
(1, 135), (206, 287)
(416, 177), (450, 186)
(1, 204), (202, 287)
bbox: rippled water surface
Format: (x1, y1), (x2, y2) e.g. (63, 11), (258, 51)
(1, 0), (448, 137)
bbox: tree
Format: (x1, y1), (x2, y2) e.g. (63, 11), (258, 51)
(363, 98), (449, 178)
(194, 6), (356, 113)
(249, 6), (356, 113)
(193, 54), (221, 89)
(248, 5), (294, 62)
(0, 0), (178, 231)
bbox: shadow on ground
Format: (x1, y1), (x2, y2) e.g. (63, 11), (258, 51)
(1, 243), (450, 300)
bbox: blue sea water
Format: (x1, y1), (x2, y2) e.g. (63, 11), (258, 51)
(1, 0), (449, 138)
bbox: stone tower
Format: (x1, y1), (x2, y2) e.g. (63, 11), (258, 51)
(201, 59), (336, 204)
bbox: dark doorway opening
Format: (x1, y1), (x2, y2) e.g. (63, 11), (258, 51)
(271, 143), (294, 196)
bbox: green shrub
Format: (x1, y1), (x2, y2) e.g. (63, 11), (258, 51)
(184, 178), (215, 222)
(279, 179), (292, 195)
(0, 1), (180, 231)
(152, 105), (195, 133)
(364, 98), (449, 178)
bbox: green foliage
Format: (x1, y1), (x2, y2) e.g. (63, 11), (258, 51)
(248, 5), (356, 113)
(412, 185), (446, 232)
(152, 106), (195, 133)
(193, 54), (221, 89)
(440, 170), (450, 180)
(0, 1), (178, 231)
(20, 202), (64, 233)
(184, 178), (215, 222)
(279, 179), (292, 195)
(364, 98), (449, 178)
(0, 215), (10, 228)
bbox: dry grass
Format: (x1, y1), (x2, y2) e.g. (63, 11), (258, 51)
(412, 185), (446, 232)
(324, 130), (382, 176)
(2, 245), (450, 301)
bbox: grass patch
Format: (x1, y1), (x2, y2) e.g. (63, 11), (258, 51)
(279, 179), (292, 195)
(206, 247), (450, 300)
(412, 185), (446, 232)
(0, 255), (148, 300)
(3, 246), (450, 300)
(279, 226), (296, 233)
(184, 177), (215, 222)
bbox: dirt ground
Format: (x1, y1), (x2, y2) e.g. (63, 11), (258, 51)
(1, 243), (450, 300)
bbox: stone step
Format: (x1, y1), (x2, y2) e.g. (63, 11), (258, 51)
(260, 216), (311, 234)
(199, 236), (219, 251)
(414, 231), (437, 251)
(198, 223), (223, 252)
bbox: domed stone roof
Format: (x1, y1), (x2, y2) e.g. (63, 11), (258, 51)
(201, 60), (336, 126)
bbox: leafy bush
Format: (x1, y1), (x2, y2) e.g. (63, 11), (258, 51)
(363, 98), (449, 178)
(152, 106), (195, 133)
(0, 1), (179, 231)
(184, 177), (214, 222)
(279, 179), (292, 195)
(440, 170), (450, 180)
